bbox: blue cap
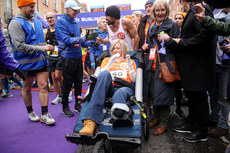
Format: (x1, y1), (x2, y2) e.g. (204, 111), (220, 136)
(145, 0), (155, 7)
(64, 0), (80, 10)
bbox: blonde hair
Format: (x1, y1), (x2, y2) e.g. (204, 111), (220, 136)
(151, 0), (170, 20)
(110, 39), (127, 57)
(132, 11), (144, 19)
(97, 16), (106, 25)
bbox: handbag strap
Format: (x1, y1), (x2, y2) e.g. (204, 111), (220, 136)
(157, 43), (176, 74)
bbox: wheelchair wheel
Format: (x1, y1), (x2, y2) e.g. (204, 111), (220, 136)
(143, 106), (150, 141)
(92, 139), (110, 153)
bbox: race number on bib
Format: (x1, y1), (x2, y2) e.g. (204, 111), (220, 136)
(50, 46), (59, 57)
(110, 70), (127, 79)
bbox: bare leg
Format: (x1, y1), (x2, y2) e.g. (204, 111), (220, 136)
(83, 63), (89, 80)
(22, 77), (33, 107)
(51, 70), (63, 96)
(35, 72), (49, 106)
(0, 79), (3, 90)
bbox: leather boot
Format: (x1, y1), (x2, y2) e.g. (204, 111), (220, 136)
(209, 126), (229, 138)
(79, 120), (97, 136)
(149, 120), (159, 129)
(154, 125), (167, 135)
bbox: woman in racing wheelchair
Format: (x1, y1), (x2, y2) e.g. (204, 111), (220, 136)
(79, 39), (137, 137)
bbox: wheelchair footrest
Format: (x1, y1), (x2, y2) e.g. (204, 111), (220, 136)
(110, 109), (133, 127)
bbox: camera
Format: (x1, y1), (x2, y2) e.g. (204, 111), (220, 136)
(219, 39), (229, 46)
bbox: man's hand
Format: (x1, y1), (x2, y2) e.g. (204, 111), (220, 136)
(173, 38), (181, 43)
(142, 43), (149, 51)
(45, 44), (55, 52)
(194, 4), (206, 23)
(96, 36), (104, 44)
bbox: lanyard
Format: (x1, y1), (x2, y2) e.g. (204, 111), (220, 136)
(159, 34), (166, 55)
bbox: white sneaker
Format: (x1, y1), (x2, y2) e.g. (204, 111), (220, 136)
(28, 111), (40, 122)
(40, 113), (56, 125)
(68, 91), (72, 102)
(1, 91), (13, 98)
(51, 96), (62, 105)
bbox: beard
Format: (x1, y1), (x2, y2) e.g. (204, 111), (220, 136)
(107, 20), (115, 25)
(25, 12), (34, 19)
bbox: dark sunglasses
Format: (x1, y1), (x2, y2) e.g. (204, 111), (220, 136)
(46, 17), (54, 20)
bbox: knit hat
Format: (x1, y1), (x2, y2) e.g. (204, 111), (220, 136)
(105, 5), (120, 19)
(174, 12), (186, 19)
(17, 0), (36, 8)
(145, 0), (155, 7)
(124, 15), (132, 20)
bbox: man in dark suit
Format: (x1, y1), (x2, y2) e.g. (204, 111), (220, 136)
(173, 0), (216, 142)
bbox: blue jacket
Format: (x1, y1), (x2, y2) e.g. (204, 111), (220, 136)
(11, 17), (47, 71)
(55, 14), (89, 59)
(89, 29), (110, 63)
(0, 27), (18, 71)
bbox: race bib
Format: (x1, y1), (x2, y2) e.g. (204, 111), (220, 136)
(50, 46), (59, 57)
(110, 70), (127, 79)
(102, 45), (107, 51)
(149, 48), (156, 60)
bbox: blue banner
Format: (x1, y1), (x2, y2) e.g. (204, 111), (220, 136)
(56, 9), (145, 28)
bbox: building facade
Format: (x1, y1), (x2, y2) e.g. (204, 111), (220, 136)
(168, 0), (183, 20)
(0, 0), (88, 27)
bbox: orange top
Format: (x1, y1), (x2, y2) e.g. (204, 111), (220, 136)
(145, 20), (156, 42)
(101, 57), (137, 83)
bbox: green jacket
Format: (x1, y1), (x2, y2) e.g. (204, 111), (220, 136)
(203, 16), (230, 36)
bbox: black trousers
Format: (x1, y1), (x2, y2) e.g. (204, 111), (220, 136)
(184, 90), (209, 132)
(62, 58), (83, 106)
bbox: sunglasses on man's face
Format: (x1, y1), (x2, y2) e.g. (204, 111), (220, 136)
(46, 17), (54, 20)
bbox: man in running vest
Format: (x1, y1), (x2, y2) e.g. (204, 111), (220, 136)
(8, 0), (55, 125)
(98, 5), (139, 51)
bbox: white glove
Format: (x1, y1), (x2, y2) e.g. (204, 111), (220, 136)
(101, 53), (120, 71)
(126, 55), (136, 82)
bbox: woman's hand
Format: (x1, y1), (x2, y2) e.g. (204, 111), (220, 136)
(142, 43), (149, 51)
(158, 34), (170, 43)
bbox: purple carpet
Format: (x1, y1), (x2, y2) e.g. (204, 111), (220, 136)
(0, 82), (89, 153)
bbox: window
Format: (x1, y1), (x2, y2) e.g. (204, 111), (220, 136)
(43, 0), (48, 5)
(54, 0), (58, 11)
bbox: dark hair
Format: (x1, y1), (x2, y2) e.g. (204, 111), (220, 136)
(105, 5), (120, 19)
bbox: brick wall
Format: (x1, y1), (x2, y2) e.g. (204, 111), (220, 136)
(168, 0), (183, 20)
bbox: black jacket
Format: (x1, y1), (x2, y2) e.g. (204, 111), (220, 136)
(176, 3), (216, 91)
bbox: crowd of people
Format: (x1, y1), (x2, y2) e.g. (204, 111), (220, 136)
(0, 0), (230, 145)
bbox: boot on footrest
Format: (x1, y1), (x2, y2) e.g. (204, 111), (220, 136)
(79, 120), (97, 137)
(110, 108), (133, 127)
